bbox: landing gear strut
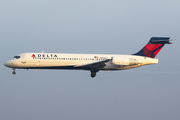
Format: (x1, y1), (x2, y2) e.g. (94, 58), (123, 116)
(12, 68), (16, 75)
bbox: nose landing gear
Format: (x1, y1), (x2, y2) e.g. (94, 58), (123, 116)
(12, 68), (16, 75)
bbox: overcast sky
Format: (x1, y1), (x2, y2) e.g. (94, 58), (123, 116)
(0, 0), (180, 120)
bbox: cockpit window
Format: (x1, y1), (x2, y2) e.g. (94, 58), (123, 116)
(13, 56), (20, 59)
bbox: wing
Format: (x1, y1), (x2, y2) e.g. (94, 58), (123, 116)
(74, 59), (111, 71)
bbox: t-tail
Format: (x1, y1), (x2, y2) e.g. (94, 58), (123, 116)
(133, 37), (172, 58)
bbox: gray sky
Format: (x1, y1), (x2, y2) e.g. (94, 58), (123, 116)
(0, 0), (180, 120)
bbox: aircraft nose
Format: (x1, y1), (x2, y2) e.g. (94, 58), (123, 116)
(4, 60), (13, 68)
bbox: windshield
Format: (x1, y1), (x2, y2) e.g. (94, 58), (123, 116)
(13, 56), (21, 59)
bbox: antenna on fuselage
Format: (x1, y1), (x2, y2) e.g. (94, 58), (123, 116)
(42, 51), (44, 53)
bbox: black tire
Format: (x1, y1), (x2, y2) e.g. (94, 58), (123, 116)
(12, 71), (16, 75)
(91, 72), (96, 78)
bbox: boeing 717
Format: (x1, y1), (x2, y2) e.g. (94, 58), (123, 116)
(4, 37), (172, 78)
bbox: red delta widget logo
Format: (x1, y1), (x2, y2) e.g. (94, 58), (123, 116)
(31, 54), (36, 58)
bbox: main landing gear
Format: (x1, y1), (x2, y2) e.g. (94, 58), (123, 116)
(91, 72), (96, 78)
(12, 68), (16, 75)
(90, 69), (98, 78)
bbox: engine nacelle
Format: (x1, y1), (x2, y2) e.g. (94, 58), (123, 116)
(112, 57), (138, 66)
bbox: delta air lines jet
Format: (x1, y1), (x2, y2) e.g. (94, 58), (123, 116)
(4, 37), (172, 78)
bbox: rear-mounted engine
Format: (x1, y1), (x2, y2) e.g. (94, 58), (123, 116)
(112, 57), (138, 66)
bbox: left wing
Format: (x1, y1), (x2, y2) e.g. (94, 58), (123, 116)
(74, 59), (111, 71)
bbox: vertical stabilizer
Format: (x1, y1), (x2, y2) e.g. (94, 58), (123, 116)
(133, 37), (171, 58)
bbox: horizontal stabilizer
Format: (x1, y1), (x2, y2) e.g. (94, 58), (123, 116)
(148, 37), (172, 44)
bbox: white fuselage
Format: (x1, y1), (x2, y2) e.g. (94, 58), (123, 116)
(4, 53), (158, 71)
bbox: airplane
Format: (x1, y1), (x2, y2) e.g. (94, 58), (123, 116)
(4, 37), (172, 78)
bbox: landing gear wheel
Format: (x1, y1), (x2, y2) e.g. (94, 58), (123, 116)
(91, 72), (96, 78)
(12, 71), (16, 75)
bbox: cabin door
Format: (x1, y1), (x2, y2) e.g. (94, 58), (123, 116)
(21, 56), (26, 63)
